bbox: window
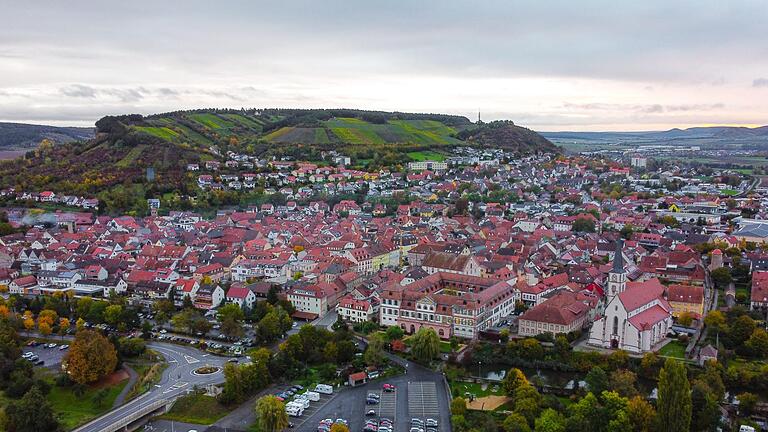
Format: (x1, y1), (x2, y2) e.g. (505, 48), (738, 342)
(612, 316), (619, 335)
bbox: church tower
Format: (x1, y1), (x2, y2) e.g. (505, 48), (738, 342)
(607, 239), (627, 301)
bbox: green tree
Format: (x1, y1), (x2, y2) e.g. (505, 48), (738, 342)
(585, 366), (609, 395)
(503, 412), (531, 432)
(258, 311), (282, 343)
(410, 327), (440, 363)
(703, 310), (725, 332)
(502, 368), (528, 395)
(451, 397), (467, 416)
(710, 267), (732, 289)
(514, 384), (542, 425)
(217, 303), (245, 338)
(745, 328), (768, 357)
(364, 334), (385, 367)
(534, 408), (566, 432)
(385, 325), (404, 341)
(254, 395), (288, 432)
(656, 359), (692, 432)
(103, 304), (123, 326)
(737, 392), (758, 415)
(4, 386), (62, 432)
(572, 217), (596, 233)
(691, 381), (720, 432)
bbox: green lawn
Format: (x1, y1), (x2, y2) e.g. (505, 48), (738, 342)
(134, 126), (179, 141)
(159, 394), (230, 425)
(43, 374), (129, 430)
(407, 151), (447, 162)
(450, 381), (505, 399)
(721, 189), (739, 196)
(658, 340), (687, 359)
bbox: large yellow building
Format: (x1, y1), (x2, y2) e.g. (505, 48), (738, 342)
(667, 284), (704, 318)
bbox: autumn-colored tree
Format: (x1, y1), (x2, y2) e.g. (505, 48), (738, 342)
(39, 321), (52, 336)
(64, 329), (118, 384)
(38, 309), (58, 328)
(0, 304), (9, 318)
(254, 395), (288, 432)
(75, 317), (86, 331)
(59, 318), (71, 336)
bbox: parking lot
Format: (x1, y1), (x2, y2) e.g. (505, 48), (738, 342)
(22, 341), (68, 368)
(295, 371), (449, 432)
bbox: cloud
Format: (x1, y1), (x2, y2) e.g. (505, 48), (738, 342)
(754, 78), (768, 88)
(60, 84), (97, 98)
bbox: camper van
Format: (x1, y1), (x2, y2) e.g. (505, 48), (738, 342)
(304, 391), (320, 401)
(290, 398), (309, 409)
(285, 405), (303, 417)
(315, 384), (333, 395)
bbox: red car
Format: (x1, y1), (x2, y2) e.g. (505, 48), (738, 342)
(383, 383), (396, 392)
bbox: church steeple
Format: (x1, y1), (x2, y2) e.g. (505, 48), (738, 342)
(607, 239), (627, 299)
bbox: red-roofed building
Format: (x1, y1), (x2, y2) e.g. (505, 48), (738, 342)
(518, 290), (592, 336)
(751, 271), (768, 312)
(336, 295), (374, 323)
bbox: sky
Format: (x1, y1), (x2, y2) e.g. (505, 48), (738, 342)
(1, 0), (767, 131)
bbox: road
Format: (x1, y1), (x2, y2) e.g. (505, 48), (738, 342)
(73, 342), (228, 432)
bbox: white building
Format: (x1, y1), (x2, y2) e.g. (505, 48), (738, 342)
(588, 241), (673, 353)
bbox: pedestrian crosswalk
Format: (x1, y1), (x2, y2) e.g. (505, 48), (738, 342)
(408, 381), (439, 418)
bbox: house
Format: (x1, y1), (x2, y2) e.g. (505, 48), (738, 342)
(666, 284), (705, 318)
(174, 278), (200, 306)
(750, 271), (768, 312)
(698, 344), (718, 366)
(194, 263), (226, 283)
(348, 371), (368, 387)
(73, 278), (128, 297)
(421, 251), (481, 277)
(336, 295), (374, 323)
(9, 275), (37, 294)
(194, 284), (226, 310)
(518, 291), (592, 336)
(226, 285), (257, 309)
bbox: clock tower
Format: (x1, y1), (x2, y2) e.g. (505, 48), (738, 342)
(607, 239), (627, 301)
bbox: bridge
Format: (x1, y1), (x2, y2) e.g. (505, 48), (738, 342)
(73, 398), (174, 432)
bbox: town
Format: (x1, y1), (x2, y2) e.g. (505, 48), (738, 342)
(0, 148), (767, 432)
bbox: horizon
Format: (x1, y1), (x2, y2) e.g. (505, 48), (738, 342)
(2, 1), (768, 131)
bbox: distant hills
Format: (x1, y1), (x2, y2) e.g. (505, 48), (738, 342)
(0, 108), (557, 198)
(542, 124), (768, 142)
(0, 122), (94, 149)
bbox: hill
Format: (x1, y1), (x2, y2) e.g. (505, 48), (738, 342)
(0, 108), (556, 205)
(0, 122), (94, 149)
(457, 121), (560, 154)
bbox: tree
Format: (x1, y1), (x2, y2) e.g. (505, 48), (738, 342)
(4, 386), (62, 432)
(691, 381), (719, 432)
(737, 392), (758, 415)
(58, 318), (70, 336)
(676, 312), (694, 327)
(502, 368), (528, 395)
(572, 217), (596, 233)
(451, 397), (467, 416)
(656, 359), (691, 432)
(103, 304), (123, 326)
(364, 334), (385, 367)
(534, 408), (566, 432)
(503, 412), (531, 432)
(410, 327), (440, 363)
(627, 396), (656, 432)
(514, 384), (542, 425)
(329, 424), (350, 432)
(93, 388), (109, 408)
(703, 311), (725, 332)
(75, 317), (86, 331)
(728, 315), (756, 348)
(610, 369), (638, 397)
(745, 328), (768, 358)
(38, 321), (52, 336)
(218, 303), (245, 338)
(585, 366), (609, 395)
(710, 267), (732, 289)
(258, 311), (281, 343)
(385, 325), (404, 341)
(254, 395), (288, 432)
(64, 329), (118, 385)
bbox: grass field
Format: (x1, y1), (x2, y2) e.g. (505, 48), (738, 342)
(159, 394), (230, 425)
(721, 189), (739, 196)
(189, 113), (236, 130)
(263, 127), (295, 141)
(658, 340), (686, 359)
(135, 126), (180, 141)
(41, 371), (129, 430)
(116, 145), (147, 168)
(450, 381), (505, 399)
(407, 150), (447, 161)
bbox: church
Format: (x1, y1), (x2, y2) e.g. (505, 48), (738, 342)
(588, 240), (673, 353)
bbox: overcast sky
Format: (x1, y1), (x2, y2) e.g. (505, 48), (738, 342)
(1, 0), (767, 131)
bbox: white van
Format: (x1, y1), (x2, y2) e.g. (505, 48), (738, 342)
(285, 405), (303, 417)
(739, 426), (755, 432)
(289, 399), (309, 409)
(304, 391), (320, 401)
(315, 384), (333, 395)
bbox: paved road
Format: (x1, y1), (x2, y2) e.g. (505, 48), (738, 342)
(74, 342), (228, 432)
